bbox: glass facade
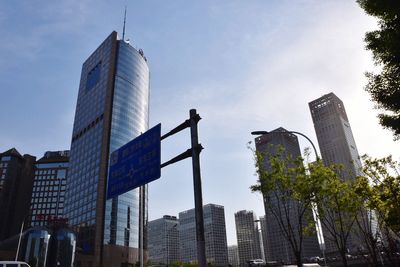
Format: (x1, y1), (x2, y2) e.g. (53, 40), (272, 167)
(18, 227), (51, 267)
(65, 33), (115, 256)
(148, 216), (180, 264)
(65, 31), (150, 264)
(104, 40), (149, 247)
(47, 228), (77, 267)
(234, 210), (262, 266)
(179, 204), (229, 266)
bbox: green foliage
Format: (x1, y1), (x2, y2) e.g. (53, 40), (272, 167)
(361, 155), (400, 237)
(251, 139), (400, 266)
(311, 161), (360, 267)
(251, 145), (318, 266)
(357, 0), (400, 138)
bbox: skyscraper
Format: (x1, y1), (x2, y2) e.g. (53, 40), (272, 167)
(234, 210), (262, 266)
(179, 204), (229, 266)
(309, 93), (364, 254)
(228, 245), (239, 267)
(0, 148), (36, 241)
(64, 31), (150, 266)
(254, 129), (320, 263)
(148, 215), (180, 265)
(309, 92), (362, 180)
(29, 150), (69, 227)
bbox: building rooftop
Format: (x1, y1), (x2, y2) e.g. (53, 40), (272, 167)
(37, 150), (69, 163)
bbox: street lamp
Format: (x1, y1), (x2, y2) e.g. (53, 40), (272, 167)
(251, 130), (320, 161)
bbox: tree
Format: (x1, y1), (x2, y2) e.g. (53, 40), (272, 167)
(352, 175), (381, 266)
(361, 155), (400, 237)
(250, 145), (319, 267)
(360, 155), (400, 265)
(357, 0), (400, 139)
(310, 162), (360, 267)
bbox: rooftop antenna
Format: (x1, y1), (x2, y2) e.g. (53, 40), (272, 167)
(122, 6), (127, 41)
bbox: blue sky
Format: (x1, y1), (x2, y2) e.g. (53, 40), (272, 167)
(1, 0), (399, 245)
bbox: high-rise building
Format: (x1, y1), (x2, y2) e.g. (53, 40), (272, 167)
(309, 93), (364, 254)
(234, 210), (262, 266)
(64, 31), (150, 266)
(148, 215), (180, 265)
(179, 204), (229, 266)
(0, 148), (36, 241)
(254, 129), (320, 263)
(29, 150), (69, 227)
(228, 245), (239, 267)
(309, 92), (362, 180)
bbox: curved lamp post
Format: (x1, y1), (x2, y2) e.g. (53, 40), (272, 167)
(251, 130), (320, 161)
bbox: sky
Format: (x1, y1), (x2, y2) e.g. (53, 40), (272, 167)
(1, 0), (400, 246)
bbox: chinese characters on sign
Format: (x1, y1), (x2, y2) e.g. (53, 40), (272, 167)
(107, 124), (161, 199)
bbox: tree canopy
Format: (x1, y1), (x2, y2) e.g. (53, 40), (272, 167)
(251, 142), (400, 266)
(357, 0), (400, 139)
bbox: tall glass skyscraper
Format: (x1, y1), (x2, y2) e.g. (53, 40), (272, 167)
(65, 31), (150, 267)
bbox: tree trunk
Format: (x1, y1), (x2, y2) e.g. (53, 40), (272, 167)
(370, 247), (379, 267)
(339, 250), (348, 267)
(295, 251), (302, 267)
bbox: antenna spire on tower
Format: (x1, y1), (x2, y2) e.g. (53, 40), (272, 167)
(122, 6), (127, 41)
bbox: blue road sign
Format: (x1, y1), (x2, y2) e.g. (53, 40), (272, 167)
(107, 124), (161, 199)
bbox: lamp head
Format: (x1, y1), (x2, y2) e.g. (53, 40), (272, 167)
(251, 131), (269, 136)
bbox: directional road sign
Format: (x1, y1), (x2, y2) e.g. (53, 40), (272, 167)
(107, 124), (161, 199)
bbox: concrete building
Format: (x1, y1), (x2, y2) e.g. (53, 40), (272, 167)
(148, 215), (179, 265)
(0, 148), (36, 241)
(29, 150), (69, 227)
(309, 92), (364, 254)
(254, 129), (320, 264)
(179, 204), (229, 266)
(64, 31), (150, 266)
(228, 245), (239, 267)
(234, 210), (262, 266)
(309, 92), (362, 180)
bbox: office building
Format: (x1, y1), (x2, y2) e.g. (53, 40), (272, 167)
(234, 210), (262, 266)
(309, 93), (364, 254)
(255, 129), (320, 263)
(309, 92), (362, 180)
(0, 148), (36, 241)
(179, 204), (229, 266)
(64, 31), (150, 266)
(29, 150), (69, 227)
(228, 245), (239, 267)
(148, 215), (179, 265)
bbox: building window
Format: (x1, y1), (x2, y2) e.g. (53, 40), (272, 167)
(57, 169), (66, 179)
(86, 62), (102, 91)
(1, 156), (11, 161)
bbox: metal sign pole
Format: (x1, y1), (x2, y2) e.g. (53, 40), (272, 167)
(140, 185), (144, 267)
(189, 109), (206, 267)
